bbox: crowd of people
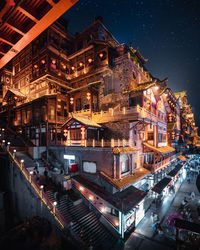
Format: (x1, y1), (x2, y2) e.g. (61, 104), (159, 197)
(31, 160), (66, 203)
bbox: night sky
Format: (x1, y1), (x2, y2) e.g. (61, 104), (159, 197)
(64, 0), (200, 128)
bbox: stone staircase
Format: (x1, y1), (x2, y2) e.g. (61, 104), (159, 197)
(45, 189), (118, 249)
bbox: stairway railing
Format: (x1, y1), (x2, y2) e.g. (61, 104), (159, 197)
(0, 139), (85, 246)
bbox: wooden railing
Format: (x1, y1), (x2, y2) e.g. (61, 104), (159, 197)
(71, 105), (163, 125)
(0, 140), (85, 246)
(144, 153), (181, 172)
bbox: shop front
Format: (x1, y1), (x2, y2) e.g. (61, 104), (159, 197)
(151, 177), (172, 203)
(167, 163), (185, 189)
(72, 175), (147, 239)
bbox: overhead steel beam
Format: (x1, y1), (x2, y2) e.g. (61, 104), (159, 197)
(4, 23), (25, 36)
(0, 37), (14, 46)
(0, 0), (79, 69)
(46, 0), (56, 6)
(17, 6), (38, 23)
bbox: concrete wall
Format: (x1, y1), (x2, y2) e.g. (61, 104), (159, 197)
(28, 146), (46, 159)
(49, 146), (114, 177)
(0, 155), (59, 228)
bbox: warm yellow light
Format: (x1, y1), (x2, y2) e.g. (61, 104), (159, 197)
(79, 186), (83, 191)
(41, 59), (46, 64)
(88, 58), (93, 63)
(52, 59), (56, 64)
(71, 66), (75, 70)
(99, 52), (104, 58)
(89, 196), (93, 200)
(34, 64), (38, 69)
(115, 222), (119, 227)
(79, 62), (83, 67)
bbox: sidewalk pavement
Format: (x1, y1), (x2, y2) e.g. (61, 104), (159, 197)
(125, 170), (200, 250)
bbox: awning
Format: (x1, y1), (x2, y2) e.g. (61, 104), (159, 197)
(72, 175), (147, 214)
(143, 142), (175, 154)
(152, 177), (172, 194)
(175, 218), (200, 234)
(167, 164), (183, 177)
(113, 186), (147, 214)
(178, 155), (187, 161)
(100, 168), (150, 190)
(113, 147), (138, 155)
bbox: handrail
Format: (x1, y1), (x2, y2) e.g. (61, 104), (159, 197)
(0, 140), (84, 245)
(72, 182), (119, 233)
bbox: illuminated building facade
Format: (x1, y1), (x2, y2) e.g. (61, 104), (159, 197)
(175, 91), (198, 148)
(0, 18), (198, 238)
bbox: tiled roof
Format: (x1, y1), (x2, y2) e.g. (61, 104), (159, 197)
(3, 89), (26, 102)
(167, 164), (183, 177)
(72, 175), (147, 214)
(178, 155), (187, 161)
(62, 116), (101, 128)
(113, 147), (138, 155)
(152, 177), (172, 194)
(143, 142), (175, 153)
(100, 168), (150, 190)
(123, 82), (156, 94)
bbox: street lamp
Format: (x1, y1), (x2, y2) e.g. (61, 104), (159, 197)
(53, 201), (57, 214)
(20, 159), (24, 169)
(7, 141), (10, 151)
(40, 185), (44, 198)
(13, 149), (16, 158)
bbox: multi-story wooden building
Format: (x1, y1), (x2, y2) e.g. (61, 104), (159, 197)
(0, 18), (197, 238)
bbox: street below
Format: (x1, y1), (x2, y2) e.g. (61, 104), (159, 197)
(125, 160), (200, 250)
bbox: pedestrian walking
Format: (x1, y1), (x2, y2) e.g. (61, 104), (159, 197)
(181, 197), (188, 206)
(34, 160), (39, 171)
(190, 191), (195, 201)
(153, 213), (159, 223)
(151, 212), (154, 223)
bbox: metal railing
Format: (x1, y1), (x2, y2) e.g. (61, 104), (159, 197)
(0, 140), (85, 246)
(72, 180), (119, 234)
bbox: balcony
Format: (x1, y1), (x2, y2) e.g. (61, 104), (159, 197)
(143, 152), (179, 172)
(90, 105), (157, 124)
(63, 138), (131, 148)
